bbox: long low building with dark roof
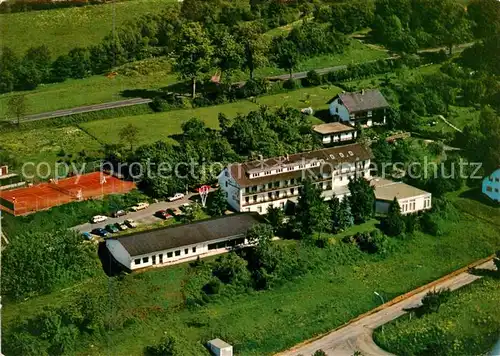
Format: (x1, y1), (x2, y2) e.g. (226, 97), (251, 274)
(106, 213), (261, 271)
(218, 143), (373, 214)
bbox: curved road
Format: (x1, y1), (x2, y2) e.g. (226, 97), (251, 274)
(277, 260), (495, 356)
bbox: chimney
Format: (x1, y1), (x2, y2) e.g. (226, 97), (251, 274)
(361, 89), (365, 95)
(258, 154), (263, 161)
(286, 153), (289, 161)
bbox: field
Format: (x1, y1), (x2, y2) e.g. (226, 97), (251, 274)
(3, 189), (500, 355)
(373, 277), (500, 355)
(0, 39), (385, 118)
(0, 0), (175, 57)
(80, 85), (341, 146)
(0, 126), (101, 173)
(0, 61), (176, 118)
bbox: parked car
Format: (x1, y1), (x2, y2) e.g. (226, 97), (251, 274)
(155, 210), (173, 220)
(105, 224), (120, 233)
(170, 207), (183, 216)
(82, 232), (93, 241)
(124, 219), (138, 228)
(115, 221), (128, 231)
(111, 210), (127, 218)
(180, 202), (192, 212)
(168, 193), (185, 202)
(91, 215), (108, 224)
(92, 228), (109, 237)
(130, 202), (149, 211)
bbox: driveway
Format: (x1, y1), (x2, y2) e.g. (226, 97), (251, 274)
(278, 259), (495, 356)
(73, 189), (212, 234)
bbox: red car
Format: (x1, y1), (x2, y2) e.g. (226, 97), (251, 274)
(155, 210), (173, 220)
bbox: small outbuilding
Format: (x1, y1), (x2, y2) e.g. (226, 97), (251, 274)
(371, 178), (432, 214)
(312, 122), (358, 146)
(207, 338), (233, 356)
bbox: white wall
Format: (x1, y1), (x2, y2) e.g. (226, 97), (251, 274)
(329, 98), (350, 123)
(219, 168), (242, 212)
(375, 193), (432, 215)
(124, 234), (248, 271)
(482, 169), (500, 202)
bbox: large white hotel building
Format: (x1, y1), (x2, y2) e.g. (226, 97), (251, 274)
(218, 143), (373, 214)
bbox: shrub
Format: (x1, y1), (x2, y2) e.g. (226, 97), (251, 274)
(283, 78), (300, 90)
(238, 78), (269, 98)
(150, 97), (170, 112)
(304, 70), (322, 87)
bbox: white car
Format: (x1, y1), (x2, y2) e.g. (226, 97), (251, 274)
(125, 219), (138, 228)
(91, 215), (108, 224)
(130, 202), (149, 211)
(168, 193), (185, 202)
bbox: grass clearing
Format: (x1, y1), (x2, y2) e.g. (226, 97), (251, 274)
(0, 126), (101, 170)
(81, 85), (340, 146)
(4, 189), (499, 355)
(373, 277), (500, 355)
(0, 69), (176, 118)
(0, 0), (175, 57)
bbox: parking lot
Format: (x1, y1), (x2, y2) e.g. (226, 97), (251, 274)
(73, 190), (212, 237)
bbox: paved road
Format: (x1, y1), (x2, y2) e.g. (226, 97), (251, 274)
(73, 190), (210, 234)
(20, 98), (152, 123)
(278, 260), (495, 356)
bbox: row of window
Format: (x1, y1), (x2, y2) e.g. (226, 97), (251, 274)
(486, 186), (499, 193)
(249, 161), (321, 178)
(134, 246), (197, 265)
(488, 176), (500, 182)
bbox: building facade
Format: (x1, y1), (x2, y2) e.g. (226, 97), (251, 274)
(312, 122), (358, 146)
(219, 143), (373, 214)
(106, 213), (260, 271)
(329, 89), (390, 127)
(371, 178), (432, 215)
(482, 168), (500, 202)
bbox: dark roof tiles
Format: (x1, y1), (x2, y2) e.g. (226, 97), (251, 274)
(116, 213), (261, 257)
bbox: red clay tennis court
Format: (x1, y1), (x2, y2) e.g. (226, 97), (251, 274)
(0, 172), (136, 215)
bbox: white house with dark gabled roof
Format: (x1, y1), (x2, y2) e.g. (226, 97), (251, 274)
(329, 89), (390, 127)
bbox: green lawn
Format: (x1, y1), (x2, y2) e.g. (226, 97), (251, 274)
(0, 63), (176, 118)
(80, 85), (339, 146)
(0, 126), (101, 176)
(373, 277), (500, 355)
(4, 189), (500, 355)
(0, 0), (175, 58)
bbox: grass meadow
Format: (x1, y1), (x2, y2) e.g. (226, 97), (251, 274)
(373, 277), (500, 355)
(0, 0), (175, 58)
(80, 85), (341, 146)
(3, 189), (499, 355)
(0, 126), (101, 173)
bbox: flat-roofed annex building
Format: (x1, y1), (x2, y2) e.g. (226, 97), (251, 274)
(313, 122), (358, 146)
(371, 178), (432, 214)
(106, 213), (260, 271)
(219, 143), (373, 214)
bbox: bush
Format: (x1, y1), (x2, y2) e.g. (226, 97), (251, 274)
(239, 78), (269, 98)
(304, 70), (322, 87)
(150, 97), (170, 112)
(283, 78), (300, 90)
